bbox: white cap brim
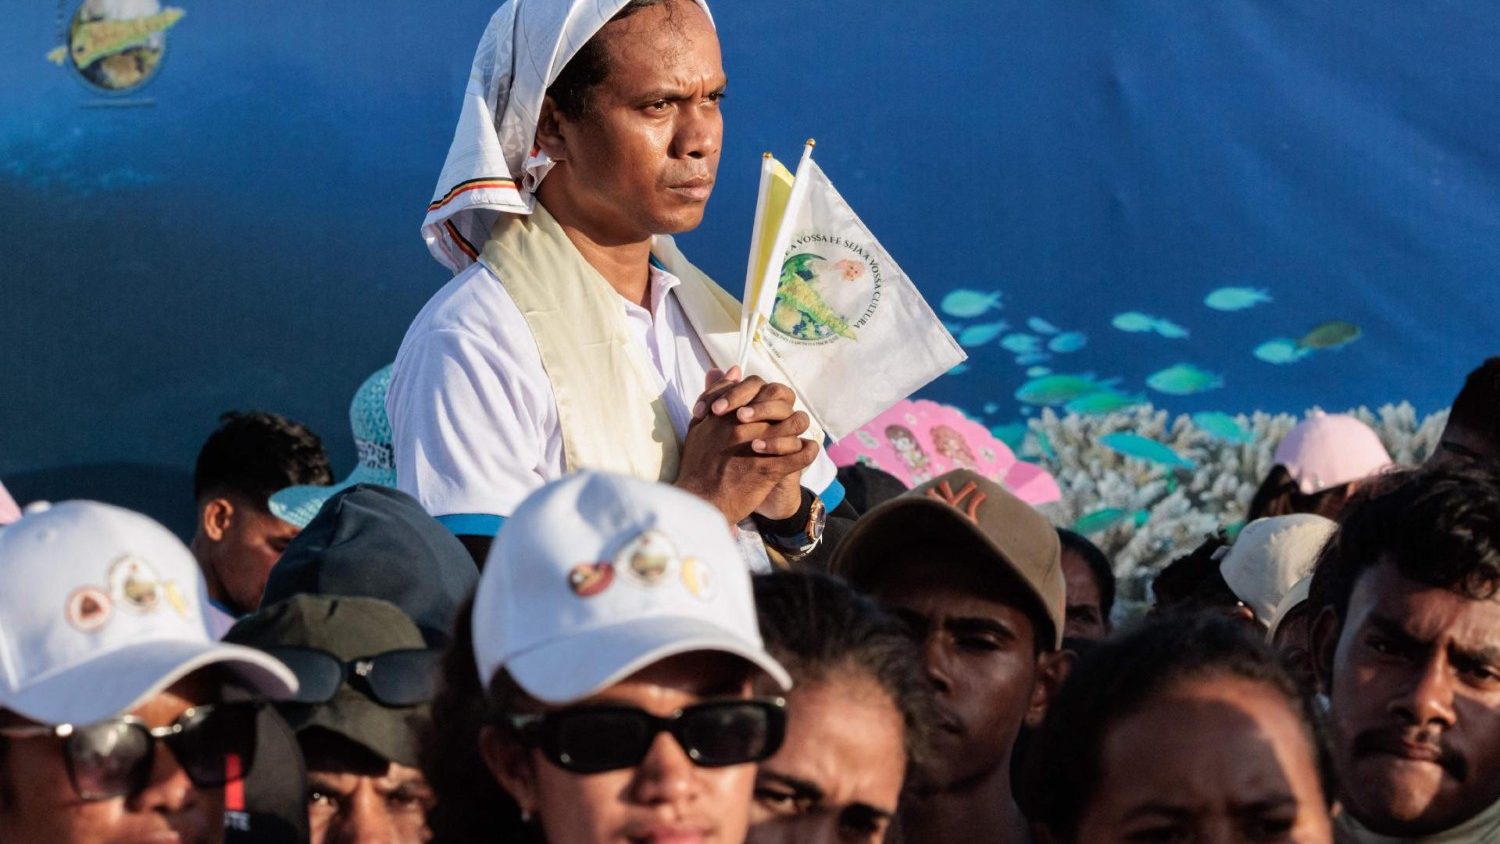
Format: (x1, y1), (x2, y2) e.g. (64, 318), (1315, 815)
(504, 615), (792, 706)
(2, 638), (298, 726)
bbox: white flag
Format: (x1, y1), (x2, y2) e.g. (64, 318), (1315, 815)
(746, 151), (965, 440)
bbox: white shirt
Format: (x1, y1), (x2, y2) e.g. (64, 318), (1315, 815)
(388, 260), (838, 529)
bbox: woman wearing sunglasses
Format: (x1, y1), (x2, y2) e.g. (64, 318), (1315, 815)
(0, 502), (298, 843)
(462, 473), (793, 844)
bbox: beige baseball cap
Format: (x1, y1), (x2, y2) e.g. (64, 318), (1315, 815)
(832, 469), (1065, 649)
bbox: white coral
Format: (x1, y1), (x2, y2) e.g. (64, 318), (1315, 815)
(1027, 403), (1448, 617)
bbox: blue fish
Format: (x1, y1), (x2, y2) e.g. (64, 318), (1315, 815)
(1015, 352), (1052, 366)
(1111, 312), (1156, 333)
(1026, 366), (1052, 377)
(1015, 373), (1106, 406)
(1099, 433), (1197, 470)
(1048, 331), (1087, 354)
(1253, 338), (1311, 365)
(1027, 317), (1060, 335)
(1035, 430), (1057, 460)
(1147, 363), (1224, 396)
(1073, 507), (1150, 535)
(982, 402), (999, 414)
(1000, 333), (1042, 354)
(1192, 411), (1253, 444)
(1065, 390), (1145, 415)
(1205, 287), (1272, 312)
(990, 423), (1028, 451)
(941, 289), (1003, 319)
(1152, 319), (1190, 339)
(958, 321), (1007, 347)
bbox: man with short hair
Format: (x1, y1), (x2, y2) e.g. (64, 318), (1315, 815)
(832, 469), (1070, 844)
(390, 0), (844, 569)
(226, 595), (438, 844)
(1057, 528), (1115, 642)
(1431, 357), (1500, 467)
(189, 410), (332, 618)
(1313, 464), (1500, 841)
(0, 501), (298, 843)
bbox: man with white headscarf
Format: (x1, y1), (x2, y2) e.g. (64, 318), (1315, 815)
(388, 0), (846, 567)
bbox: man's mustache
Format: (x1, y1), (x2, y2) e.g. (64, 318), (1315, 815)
(1354, 728), (1468, 781)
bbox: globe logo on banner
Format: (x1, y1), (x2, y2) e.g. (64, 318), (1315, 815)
(46, 1), (186, 95)
(766, 239), (883, 347)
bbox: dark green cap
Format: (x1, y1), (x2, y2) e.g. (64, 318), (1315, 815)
(225, 595), (430, 767)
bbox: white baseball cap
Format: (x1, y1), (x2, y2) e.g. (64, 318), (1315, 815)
(1220, 514), (1337, 621)
(0, 501), (298, 725)
(473, 472), (791, 705)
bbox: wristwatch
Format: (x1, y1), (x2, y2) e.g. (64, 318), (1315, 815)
(754, 489), (827, 562)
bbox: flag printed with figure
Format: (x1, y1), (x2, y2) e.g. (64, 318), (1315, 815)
(739, 143), (965, 440)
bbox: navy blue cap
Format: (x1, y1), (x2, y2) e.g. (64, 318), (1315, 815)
(261, 484), (477, 646)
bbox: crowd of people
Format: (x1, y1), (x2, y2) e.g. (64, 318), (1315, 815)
(5, 0), (1500, 842)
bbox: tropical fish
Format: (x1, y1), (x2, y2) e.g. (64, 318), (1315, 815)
(1015, 374), (1106, 406)
(1025, 366), (1052, 377)
(982, 402), (999, 414)
(771, 254), (856, 341)
(1147, 363), (1223, 396)
(958, 321), (1007, 348)
(1099, 433), (1197, 470)
(1253, 338), (1311, 365)
(1015, 352), (1052, 366)
(1035, 430), (1058, 461)
(1205, 287), (1272, 312)
(1048, 331), (1087, 354)
(1152, 319), (1190, 339)
(941, 289), (1003, 319)
(1192, 411), (1253, 444)
(1112, 311), (1189, 339)
(1000, 333), (1042, 354)
(1112, 312), (1156, 333)
(1027, 317), (1060, 334)
(1065, 390), (1145, 415)
(990, 423), (1028, 452)
(1298, 320), (1361, 350)
(1073, 507), (1151, 535)
(68, 8), (185, 70)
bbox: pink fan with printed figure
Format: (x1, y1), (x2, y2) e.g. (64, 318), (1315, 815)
(0, 481), (20, 526)
(827, 400), (1060, 505)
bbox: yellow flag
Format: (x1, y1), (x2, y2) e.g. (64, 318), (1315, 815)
(747, 158), (795, 311)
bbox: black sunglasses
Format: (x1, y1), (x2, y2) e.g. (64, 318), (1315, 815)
(0, 702), (259, 801)
(507, 697), (787, 774)
(263, 647), (440, 707)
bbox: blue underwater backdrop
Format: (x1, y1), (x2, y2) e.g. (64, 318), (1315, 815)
(2, 0), (1498, 535)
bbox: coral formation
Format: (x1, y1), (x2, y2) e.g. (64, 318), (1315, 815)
(1023, 403), (1448, 618)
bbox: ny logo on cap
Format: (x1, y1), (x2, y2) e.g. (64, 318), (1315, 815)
(926, 480), (986, 523)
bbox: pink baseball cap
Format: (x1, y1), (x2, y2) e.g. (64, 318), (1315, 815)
(1273, 411), (1394, 495)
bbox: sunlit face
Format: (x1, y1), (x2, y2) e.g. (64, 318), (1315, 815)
(1068, 676), (1331, 843)
(538, 0), (724, 242)
(302, 735), (434, 844)
(1322, 559), (1500, 836)
(486, 652), (759, 844)
(0, 675), (227, 844)
(866, 552), (1042, 789)
(1061, 549), (1109, 641)
(748, 673), (905, 844)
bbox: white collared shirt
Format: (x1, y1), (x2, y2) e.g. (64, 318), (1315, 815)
(387, 260), (838, 532)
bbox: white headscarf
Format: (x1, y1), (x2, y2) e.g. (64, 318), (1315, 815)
(422, 0), (715, 274)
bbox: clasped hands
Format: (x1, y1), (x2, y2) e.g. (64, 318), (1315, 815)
(674, 366), (820, 525)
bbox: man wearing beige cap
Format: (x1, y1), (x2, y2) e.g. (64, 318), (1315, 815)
(832, 468), (1070, 844)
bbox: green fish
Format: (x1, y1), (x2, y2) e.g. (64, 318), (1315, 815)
(1015, 374), (1108, 406)
(770, 253), (856, 341)
(1147, 363), (1223, 396)
(1099, 433), (1196, 470)
(1298, 320), (1361, 350)
(1065, 390), (1145, 415)
(1192, 411), (1253, 444)
(1073, 507), (1150, 535)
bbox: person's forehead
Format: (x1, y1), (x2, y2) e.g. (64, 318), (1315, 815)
(772, 677), (904, 809)
(584, 651), (753, 707)
(1346, 558), (1500, 646)
(1061, 552), (1102, 605)
(596, 1), (720, 80)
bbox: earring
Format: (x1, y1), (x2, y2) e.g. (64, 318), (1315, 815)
(521, 808), (534, 824)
